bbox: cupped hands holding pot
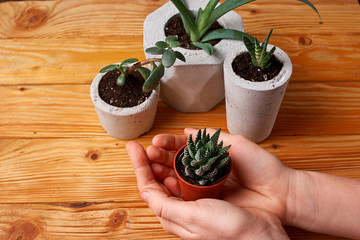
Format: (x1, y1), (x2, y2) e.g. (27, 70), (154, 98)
(126, 128), (360, 240)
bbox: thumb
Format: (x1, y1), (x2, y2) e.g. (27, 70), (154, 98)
(141, 189), (187, 224)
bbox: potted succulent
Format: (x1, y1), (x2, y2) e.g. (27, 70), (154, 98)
(143, 0), (253, 112)
(144, 0), (321, 113)
(90, 37), (185, 139)
(223, 30), (292, 142)
(174, 128), (231, 201)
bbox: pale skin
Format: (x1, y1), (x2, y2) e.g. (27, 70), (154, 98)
(126, 128), (360, 240)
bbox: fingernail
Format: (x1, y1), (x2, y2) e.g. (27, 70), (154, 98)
(141, 191), (149, 203)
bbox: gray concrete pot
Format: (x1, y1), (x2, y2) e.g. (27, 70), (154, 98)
(143, 0), (244, 112)
(90, 67), (160, 140)
(224, 43), (292, 143)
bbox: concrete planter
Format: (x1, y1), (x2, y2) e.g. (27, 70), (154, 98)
(90, 67), (160, 140)
(224, 43), (292, 143)
(143, 0), (244, 112)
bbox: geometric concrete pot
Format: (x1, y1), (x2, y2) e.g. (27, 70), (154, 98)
(90, 66), (160, 140)
(224, 42), (292, 143)
(143, 0), (244, 112)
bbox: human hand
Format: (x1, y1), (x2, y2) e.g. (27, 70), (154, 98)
(126, 131), (291, 239)
(145, 128), (294, 222)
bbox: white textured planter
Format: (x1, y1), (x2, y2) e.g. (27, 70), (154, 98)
(143, 0), (244, 112)
(90, 69), (160, 140)
(224, 43), (292, 143)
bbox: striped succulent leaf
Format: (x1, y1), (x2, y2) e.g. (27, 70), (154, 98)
(181, 128), (231, 186)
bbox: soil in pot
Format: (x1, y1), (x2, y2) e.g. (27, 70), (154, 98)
(175, 147), (231, 187)
(232, 52), (283, 82)
(164, 14), (223, 50)
(98, 70), (151, 108)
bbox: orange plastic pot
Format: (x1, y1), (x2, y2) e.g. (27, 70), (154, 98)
(174, 145), (231, 201)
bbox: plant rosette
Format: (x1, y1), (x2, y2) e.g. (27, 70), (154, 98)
(224, 41), (292, 143)
(90, 62), (160, 140)
(143, 0), (245, 112)
(173, 129), (231, 201)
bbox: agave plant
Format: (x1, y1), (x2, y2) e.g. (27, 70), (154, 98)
(100, 36), (185, 92)
(181, 128), (231, 186)
(171, 0), (322, 55)
(243, 29), (276, 69)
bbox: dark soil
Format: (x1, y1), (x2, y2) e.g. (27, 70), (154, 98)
(232, 52), (283, 82)
(175, 147), (231, 186)
(164, 14), (223, 50)
(98, 70), (151, 108)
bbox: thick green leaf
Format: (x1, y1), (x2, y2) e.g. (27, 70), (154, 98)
(162, 49), (176, 68)
(170, 0), (199, 41)
(165, 36), (178, 44)
(191, 42), (214, 56)
(197, 0), (219, 34)
(155, 41), (169, 49)
(137, 66), (151, 80)
(175, 51), (186, 62)
(99, 64), (119, 73)
(116, 74), (126, 86)
(169, 40), (180, 48)
(195, 7), (204, 25)
(142, 63), (165, 92)
(119, 58), (138, 67)
(297, 0), (322, 21)
(201, 29), (254, 42)
(201, 0), (255, 37)
(145, 47), (166, 55)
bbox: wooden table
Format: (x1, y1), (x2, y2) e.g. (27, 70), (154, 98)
(0, 0), (359, 239)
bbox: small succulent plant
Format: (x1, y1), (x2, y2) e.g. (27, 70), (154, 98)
(175, 0), (322, 55)
(243, 29), (276, 69)
(181, 128), (231, 186)
(99, 36), (185, 92)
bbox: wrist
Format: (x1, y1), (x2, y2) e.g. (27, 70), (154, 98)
(243, 208), (290, 240)
(283, 170), (318, 228)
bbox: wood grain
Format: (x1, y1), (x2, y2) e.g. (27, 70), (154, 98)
(0, 135), (359, 204)
(0, 0), (359, 239)
(1, 82), (360, 138)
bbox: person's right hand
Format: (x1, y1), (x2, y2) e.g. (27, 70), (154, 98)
(146, 128), (296, 224)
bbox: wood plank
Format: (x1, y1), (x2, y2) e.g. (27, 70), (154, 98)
(0, 37), (145, 85)
(0, 202), (345, 240)
(1, 82), (360, 138)
(0, 135), (359, 204)
(0, 35), (358, 85)
(0, 0), (358, 38)
(274, 82), (360, 136)
(0, 202), (179, 240)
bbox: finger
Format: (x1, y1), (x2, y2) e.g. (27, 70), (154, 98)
(126, 141), (161, 192)
(142, 189), (193, 228)
(158, 217), (195, 240)
(163, 176), (181, 198)
(152, 134), (186, 151)
(151, 162), (176, 180)
(146, 145), (175, 168)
